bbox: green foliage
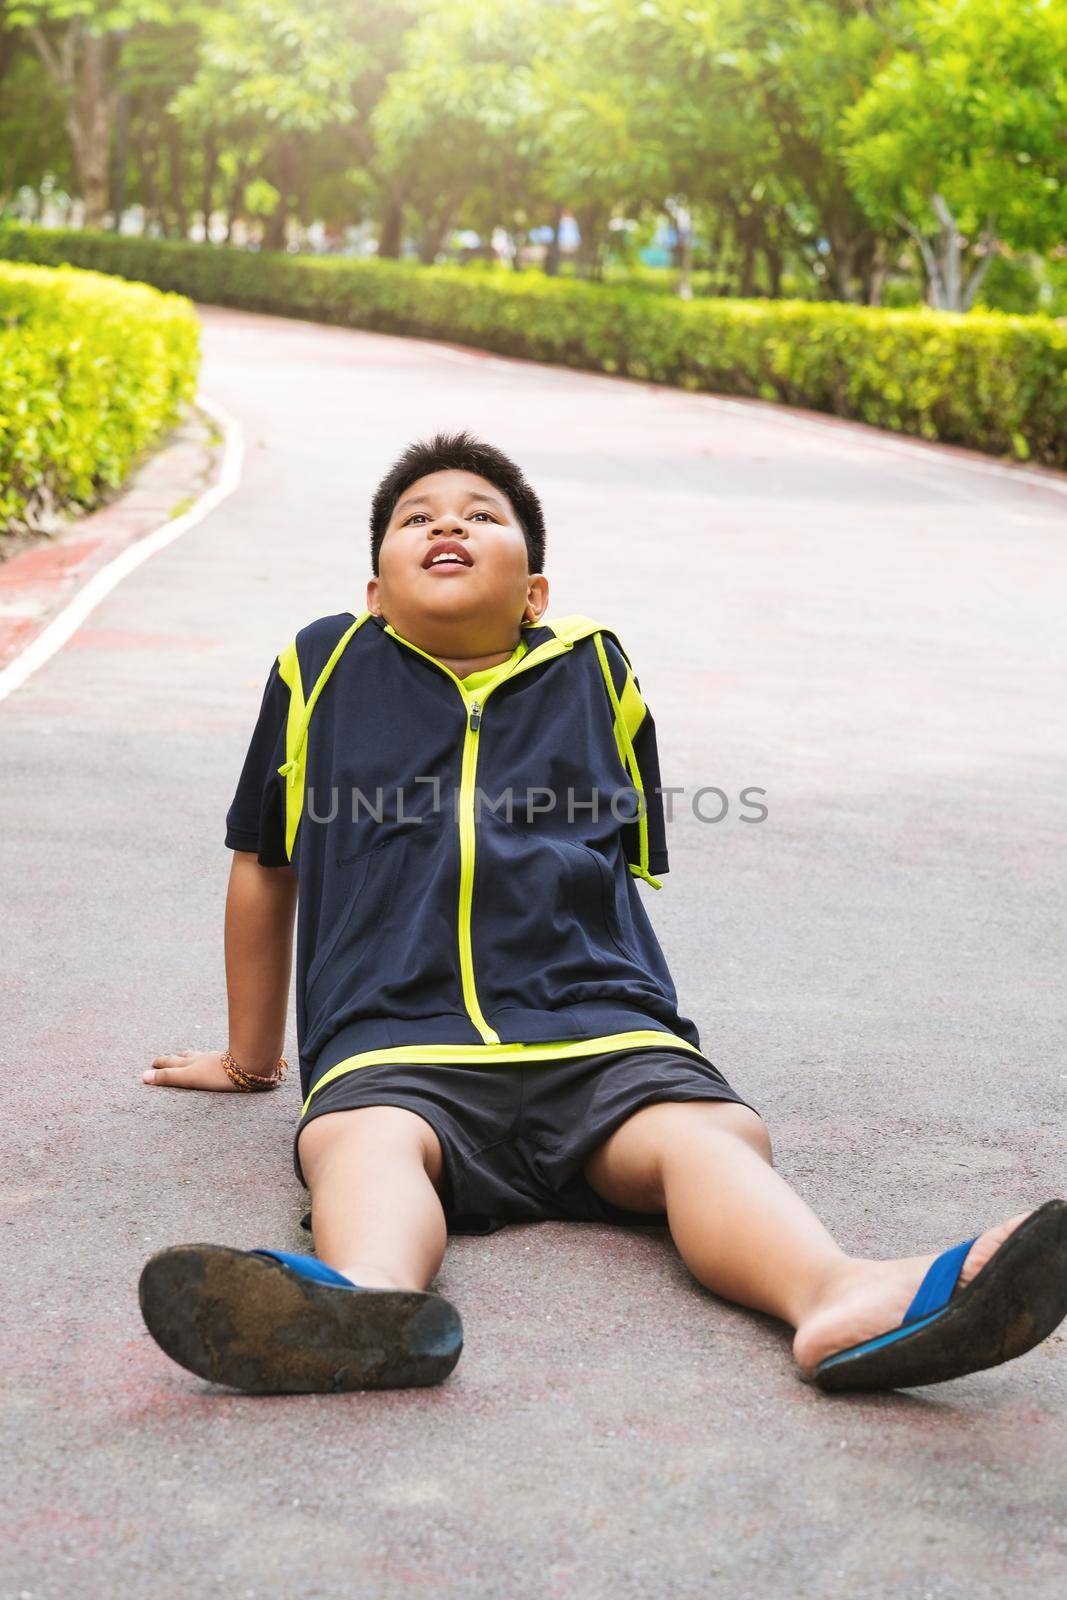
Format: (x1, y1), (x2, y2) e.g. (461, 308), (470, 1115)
(170, 0), (362, 134)
(371, 0), (550, 262)
(0, 39), (70, 208)
(0, 252), (199, 531)
(3, 1), (1066, 310)
(538, 0), (897, 296)
(843, 0), (1067, 304)
(3, 223), (1063, 468)
(7, 1), (172, 27)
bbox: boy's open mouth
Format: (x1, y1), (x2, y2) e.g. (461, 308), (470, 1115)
(422, 539), (474, 572)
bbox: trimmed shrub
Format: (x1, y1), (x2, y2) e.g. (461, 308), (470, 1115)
(0, 256), (199, 533)
(1, 224), (1064, 468)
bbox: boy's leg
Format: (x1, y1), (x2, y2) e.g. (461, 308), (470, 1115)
(140, 1106), (462, 1393)
(297, 1106), (449, 1291)
(582, 1100), (1032, 1375)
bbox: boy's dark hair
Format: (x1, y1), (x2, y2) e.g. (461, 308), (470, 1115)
(369, 430), (546, 576)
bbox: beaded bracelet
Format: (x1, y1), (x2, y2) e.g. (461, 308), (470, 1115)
(221, 1048), (288, 1092)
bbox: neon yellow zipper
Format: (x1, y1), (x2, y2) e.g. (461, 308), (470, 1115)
(384, 624), (574, 1043)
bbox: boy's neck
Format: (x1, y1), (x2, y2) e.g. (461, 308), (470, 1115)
(380, 613), (526, 679)
(434, 643), (520, 678)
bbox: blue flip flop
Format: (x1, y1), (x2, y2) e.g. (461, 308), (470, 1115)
(814, 1198), (1067, 1393)
(139, 1243), (463, 1393)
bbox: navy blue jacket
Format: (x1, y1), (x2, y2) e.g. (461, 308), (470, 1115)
(225, 611), (709, 1113)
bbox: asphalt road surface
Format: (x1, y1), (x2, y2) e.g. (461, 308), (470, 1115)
(4, 306), (1066, 1600)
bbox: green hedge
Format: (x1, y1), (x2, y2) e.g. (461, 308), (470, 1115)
(2, 223), (1064, 468)
(0, 255), (199, 533)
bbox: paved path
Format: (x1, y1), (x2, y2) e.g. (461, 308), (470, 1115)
(0, 408), (218, 671)
(4, 306), (1066, 1599)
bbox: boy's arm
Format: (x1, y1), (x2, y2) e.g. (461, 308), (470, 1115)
(144, 853), (296, 1090)
(224, 852), (298, 1070)
(144, 648), (296, 1091)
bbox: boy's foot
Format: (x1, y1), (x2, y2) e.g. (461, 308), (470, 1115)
(793, 1199), (1067, 1392)
(139, 1244), (463, 1394)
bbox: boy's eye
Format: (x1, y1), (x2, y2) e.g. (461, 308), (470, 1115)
(403, 509), (496, 526)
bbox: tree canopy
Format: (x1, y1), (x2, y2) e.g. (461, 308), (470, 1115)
(2, 0), (1065, 309)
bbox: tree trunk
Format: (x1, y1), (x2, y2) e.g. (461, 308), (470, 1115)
(906, 196), (997, 313)
(136, 134), (163, 235)
(764, 242), (783, 300)
(110, 87), (128, 229)
(739, 233), (757, 299)
(699, 216), (724, 295)
(199, 138), (219, 242)
(961, 224), (998, 311)
(417, 198), (457, 266)
(573, 203), (606, 279)
(225, 161), (249, 243)
(31, 24), (119, 230)
(827, 237), (858, 303)
(665, 201), (693, 300)
(677, 229), (692, 299)
(166, 118), (188, 240)
(0, 26), (21, 95)
(378, 192), (404, 258)
(864, 238), (889, 308)
(67, 34), (117, 228)
(544, 202), (564, 276)
(263, 137), (296, 251)
(931, 195), (961, 311)
(263, 197), (289, 251)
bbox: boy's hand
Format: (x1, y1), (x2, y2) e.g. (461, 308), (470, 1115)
(143, 1049), (242, 1091)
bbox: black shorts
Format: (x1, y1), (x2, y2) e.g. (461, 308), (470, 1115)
(294, 1045), (761, 1235)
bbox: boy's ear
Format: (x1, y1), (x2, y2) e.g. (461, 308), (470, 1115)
(366, 576), (382, 616)
(524, 574), (549, 625)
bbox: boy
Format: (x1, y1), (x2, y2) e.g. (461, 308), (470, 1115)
(139, 430), (1067, 1396)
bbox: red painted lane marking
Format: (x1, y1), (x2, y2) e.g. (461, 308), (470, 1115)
(0, 617), (41, 664)
(0, 537), (102, 587)
(0, 399), (239, 699)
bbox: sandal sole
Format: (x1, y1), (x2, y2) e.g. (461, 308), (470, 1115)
(139, 1243), (463, 1393)
(815, 1198), (1067, 1393)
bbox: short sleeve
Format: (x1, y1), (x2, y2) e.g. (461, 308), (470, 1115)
(224, 657), (291, 868)
(628, 697), (669, 876)
(599, 635), (670, 878)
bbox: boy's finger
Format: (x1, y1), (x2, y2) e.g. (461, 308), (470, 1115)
(143, 1058), (234, 1090)
(144, 1059), (206, 1086)
(144, 1063), (189, 1086)
(149, 1051), (196, 1070)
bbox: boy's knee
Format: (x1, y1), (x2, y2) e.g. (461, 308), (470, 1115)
(658, 1100), (774, 1166)
(719, 1103), (773, 1164)
(298, 1105), (443, 1184)
(740, 1108), (774, 1165)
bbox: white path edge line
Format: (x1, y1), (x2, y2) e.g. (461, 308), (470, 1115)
(0, 394), (244, 705)
(430, 343), (1067, 501)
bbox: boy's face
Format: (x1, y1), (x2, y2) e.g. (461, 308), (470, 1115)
(368, 468), (548, 650)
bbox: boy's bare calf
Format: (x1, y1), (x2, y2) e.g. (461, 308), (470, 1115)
(299, 1097), (1035, 1381)
(298, 1107), (450, 1292)
(581, 1100), (1032, 1377)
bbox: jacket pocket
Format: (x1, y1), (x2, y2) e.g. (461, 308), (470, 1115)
(305, 834), (407, 1001)
(472, 817), (640, 1012)
(573, 840), (635, 965)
